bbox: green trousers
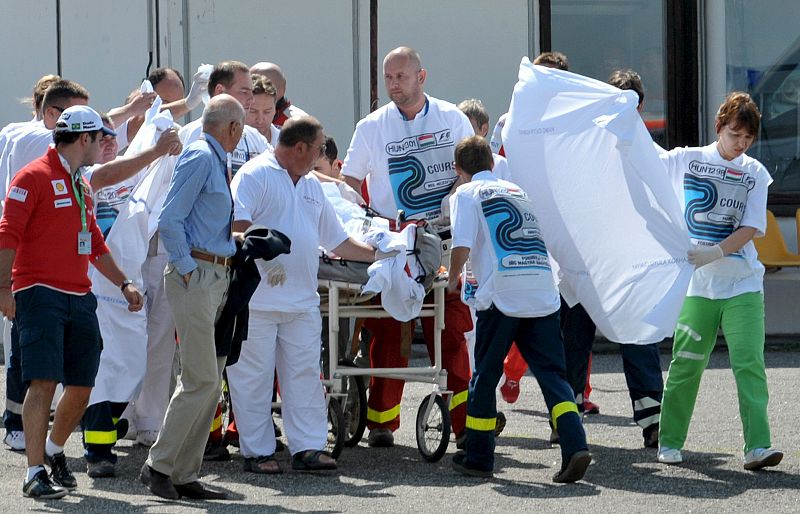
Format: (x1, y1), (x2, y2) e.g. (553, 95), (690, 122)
(659, 292), (771, 453)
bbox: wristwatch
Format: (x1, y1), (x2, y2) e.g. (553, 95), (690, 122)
(120, 279), (134, 291)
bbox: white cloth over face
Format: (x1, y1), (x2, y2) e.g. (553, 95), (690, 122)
(89, 92), (178, 405)
(501, 58), (693, 344)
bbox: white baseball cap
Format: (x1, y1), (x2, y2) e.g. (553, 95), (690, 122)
(55, 105), (116, 136)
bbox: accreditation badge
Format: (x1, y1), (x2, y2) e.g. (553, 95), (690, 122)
(78, 231), (92, 255)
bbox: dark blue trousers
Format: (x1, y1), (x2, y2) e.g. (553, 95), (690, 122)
(82, 401), (128, 463)
(3, 323), (25, 433)
(465, 306), (586, 471)
(561, 301), (662, 437)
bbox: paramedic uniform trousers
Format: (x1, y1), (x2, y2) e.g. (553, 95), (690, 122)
(660, 293), (771, 453)
(366, 288), (471, 435)
(466, 307), (586, 471)
(3, 320), (24, 432)
(504, 299), (595, 390)
(561, 301), (662, 433)
(227, 309), (328, 457)
(82, 401), (128, 462)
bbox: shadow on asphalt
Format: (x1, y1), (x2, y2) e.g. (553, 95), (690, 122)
(581, 443), (795, 498)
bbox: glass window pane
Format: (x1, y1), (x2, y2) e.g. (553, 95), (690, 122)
(714, 0), (800, 209)
(550, 0), (666, 146)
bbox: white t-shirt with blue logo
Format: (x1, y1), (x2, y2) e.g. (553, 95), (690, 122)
(662, 142), (772, 299)
(342, 95), (474, 222)
(450, 171), (560, 317)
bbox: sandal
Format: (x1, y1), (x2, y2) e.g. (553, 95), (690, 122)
(291, 450), (337, 471)
(243, 455), (283, 474)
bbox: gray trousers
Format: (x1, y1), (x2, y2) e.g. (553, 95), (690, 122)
(146, 259), (228, 484)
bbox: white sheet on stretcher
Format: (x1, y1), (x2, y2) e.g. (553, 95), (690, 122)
(321, 182), (426, 321)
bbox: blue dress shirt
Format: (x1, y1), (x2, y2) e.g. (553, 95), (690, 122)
(158, 133), (236, 275)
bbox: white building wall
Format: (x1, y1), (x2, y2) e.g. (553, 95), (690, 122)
(60, 1), (152, 113)
(0, 1), (59, 123)
(0, 0), (532, 155)
(374, 0), (530, 131)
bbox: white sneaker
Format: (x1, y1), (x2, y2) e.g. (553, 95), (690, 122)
(136, 430), (159, 447)
(743, 447), (783, 471)
(657, 446), (683, 464)
(3, 430), (25, 451)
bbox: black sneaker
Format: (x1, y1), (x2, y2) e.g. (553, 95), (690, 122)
(22, 469), (68, 499)
(451, 451), (493, 478)
(46, 452), (77, 490)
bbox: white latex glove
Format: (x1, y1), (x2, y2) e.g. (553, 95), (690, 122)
(266, 263), (287, 287)
(687, 244), (724, 268)
(186, 69), (210, 110)
(375, 248), (401, 261)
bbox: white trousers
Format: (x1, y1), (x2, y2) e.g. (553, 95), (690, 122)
(227, 309), (327, 457)
(134, 251), (177, 431)
(465, 307), (477, 372)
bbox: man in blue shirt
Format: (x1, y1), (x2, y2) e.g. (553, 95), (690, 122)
(140, 94), (244, 501)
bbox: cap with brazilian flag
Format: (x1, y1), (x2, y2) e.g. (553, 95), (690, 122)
(54, 105), (116, 136)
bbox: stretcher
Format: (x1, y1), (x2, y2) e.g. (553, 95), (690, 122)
(318, 274), (453, 462)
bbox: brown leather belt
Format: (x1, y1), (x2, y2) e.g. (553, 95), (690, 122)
(191, 249), (232, 267)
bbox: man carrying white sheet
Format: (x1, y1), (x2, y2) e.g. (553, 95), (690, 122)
(501, 59), (693, 379)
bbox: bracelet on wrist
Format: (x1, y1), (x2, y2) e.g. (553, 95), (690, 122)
(120, 279), (134, 291)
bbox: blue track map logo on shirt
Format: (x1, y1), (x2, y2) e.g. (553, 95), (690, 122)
(386, 130), (457, 219)
(388, 155), (455, 217)
(684, 160), (753, 257)
(480, 188), (550, 271)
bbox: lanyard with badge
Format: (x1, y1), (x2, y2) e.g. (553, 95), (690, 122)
(71, 172), (91, 255)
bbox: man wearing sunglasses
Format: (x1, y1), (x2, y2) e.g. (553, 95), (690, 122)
(227, 116), (380, 474)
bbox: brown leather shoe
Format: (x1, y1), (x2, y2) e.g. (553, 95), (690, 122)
(139, 463), (179, 500)
(174, 480), (228, 500)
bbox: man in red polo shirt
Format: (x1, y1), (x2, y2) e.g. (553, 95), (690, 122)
(0, 105), (143, 499)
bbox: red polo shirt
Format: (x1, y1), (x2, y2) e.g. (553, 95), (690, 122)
(0, 146), (109, 294)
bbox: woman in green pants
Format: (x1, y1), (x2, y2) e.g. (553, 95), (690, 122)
(657, 91), (783, 470)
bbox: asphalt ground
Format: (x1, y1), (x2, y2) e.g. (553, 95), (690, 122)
(0, 346), (798, 513)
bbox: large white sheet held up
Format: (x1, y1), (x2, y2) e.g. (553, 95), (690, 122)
(89, 87), (178, 404)
(501, 58), (693, 344)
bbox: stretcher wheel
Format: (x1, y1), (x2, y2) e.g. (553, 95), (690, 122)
(343, 375), (367, 447)
(415, 394), (451, 462)
(326, 397), (346, 459)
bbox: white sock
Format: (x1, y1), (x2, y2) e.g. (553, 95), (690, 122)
(45, 438), (63, 457)
(26, 465), (45, 482)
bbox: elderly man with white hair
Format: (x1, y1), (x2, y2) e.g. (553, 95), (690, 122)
(140, 94), (245, 501)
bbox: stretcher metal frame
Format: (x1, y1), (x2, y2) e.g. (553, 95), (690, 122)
(319, 274), (453, 462)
